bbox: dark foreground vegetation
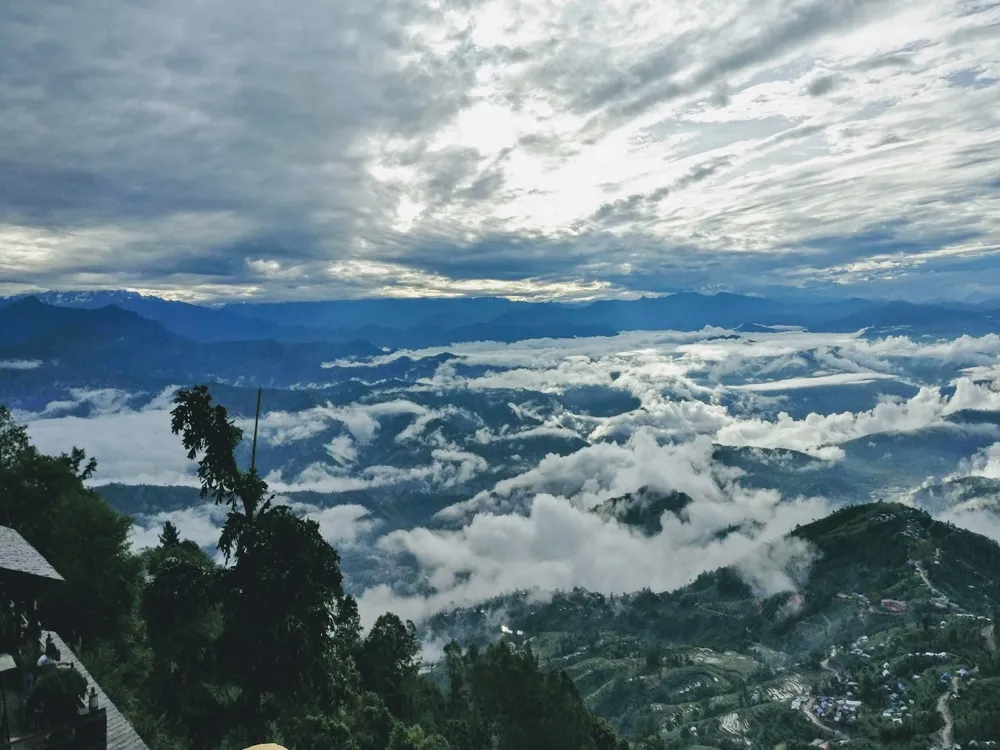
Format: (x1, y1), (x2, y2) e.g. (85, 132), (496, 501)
(0, 389), (626, 750)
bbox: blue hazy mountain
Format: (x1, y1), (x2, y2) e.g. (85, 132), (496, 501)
(4, 290), (999, 343)
(0, 291), (616, 346)
(814, 300), (1000, 335)
(223, 296), (526, 329)
(0, 290), (340, 343)
(0, 297), (381, 390)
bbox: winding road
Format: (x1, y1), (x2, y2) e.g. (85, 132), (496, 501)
(935, 676), (959, 749)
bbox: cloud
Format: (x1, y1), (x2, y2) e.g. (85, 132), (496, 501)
(0, 359), (42, 370)
(281, 501), (381, 549)
(937, 507), (1000, 544)
(357, 479), (827, 626)
(21, 387), (197, 486)
(715, 379), (1000, 456)
(406, 329), (1000, 460)
(732, 372), (898, 392)
(129, 504), (231, 553)
(240, 400), (456, 447)
(950, 441), (1000, 481)
(345, 328), (1000, 623)
(16, 326), (1000, 629)
(265, 445), (490, 495)
(359, 432), (829, 628)
(1, 0), (999, 300)
(735, 537), (817, 598)
(21, 328), (1000, 492)
(441, 434), (733, 520)
(128, 499), (379, 556)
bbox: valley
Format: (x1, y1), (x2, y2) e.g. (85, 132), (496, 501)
(4, 294), (1000, 748)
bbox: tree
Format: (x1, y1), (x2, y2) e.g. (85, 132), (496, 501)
(2, 393), (631, 750)
(218, 504), (348, 726)
(358, 613), (420, 716)
(0, 407), (138, 646)
(170, 387), (353, 735)
(141, 554), (225, 750)
(158, 521), (181, 547)
(170, 385), (269, 557)
(644, 641), (662, 672)
(446, 641), (625, 750)
(388, 722), (453, 750)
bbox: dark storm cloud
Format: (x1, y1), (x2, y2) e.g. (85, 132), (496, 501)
(0, 0), (470, 238)
(805, 74), (838, 96)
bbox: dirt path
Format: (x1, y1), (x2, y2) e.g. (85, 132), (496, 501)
(820, 647), (842, 682)
(696, 602), (729, 617)
(915, 560), (945, 600)
(983, 622), (996, 655)
(801, 697), (846, 739)
(802, 698), (834, 734)
(935, 676), (958, 749)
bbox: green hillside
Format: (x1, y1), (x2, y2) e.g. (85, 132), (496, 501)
(425, 503), (1000, 748)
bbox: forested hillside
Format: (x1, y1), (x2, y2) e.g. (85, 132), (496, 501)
(0, 391), (626, 750)
(425, 503), (1000, 748)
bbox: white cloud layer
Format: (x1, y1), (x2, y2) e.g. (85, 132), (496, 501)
(357, 434), (828, 625)
(0, 359), (42, 370)
(128, 499), (378, 560)
(16, 327), (1000, 627)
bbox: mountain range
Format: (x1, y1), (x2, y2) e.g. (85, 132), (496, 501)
(0, 296), (381, 390)
(2, 290), (998, 349)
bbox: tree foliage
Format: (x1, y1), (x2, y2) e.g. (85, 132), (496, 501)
(0, 406), (137, 646)
(0, 392), (630, 750)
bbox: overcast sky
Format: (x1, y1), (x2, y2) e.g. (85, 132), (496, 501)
(1, 0), (999, 302)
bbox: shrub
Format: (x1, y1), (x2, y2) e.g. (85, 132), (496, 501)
(28, 667), (88, 728)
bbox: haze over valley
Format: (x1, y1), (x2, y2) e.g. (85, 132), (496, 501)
(4, 294), (1000, 629)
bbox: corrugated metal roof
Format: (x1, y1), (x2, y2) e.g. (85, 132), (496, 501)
(41, 631), (149, 750)
(0, 525), (64, 581)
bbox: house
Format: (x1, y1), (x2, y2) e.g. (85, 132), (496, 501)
(0, 525), (64, 646)
(0, 525), (148, 750)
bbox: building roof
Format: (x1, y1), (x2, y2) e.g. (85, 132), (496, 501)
(42, 631), (149, 750)
(0, 525), (64, 581)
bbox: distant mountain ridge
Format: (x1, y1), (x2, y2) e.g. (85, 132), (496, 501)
(3, 289), (998, 346)
(0, 291), (617, 346)
(0, 297), (381, 388)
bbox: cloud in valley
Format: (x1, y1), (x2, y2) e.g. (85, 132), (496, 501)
(15, 327), (1000, 628)
(358, 474), (827, 626)
(965, 442), (1000, 480)
(21, 387), (198, 486)
(128, 500), (379, 560)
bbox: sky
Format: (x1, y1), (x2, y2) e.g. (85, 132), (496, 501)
(1, 0), (999, 302)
